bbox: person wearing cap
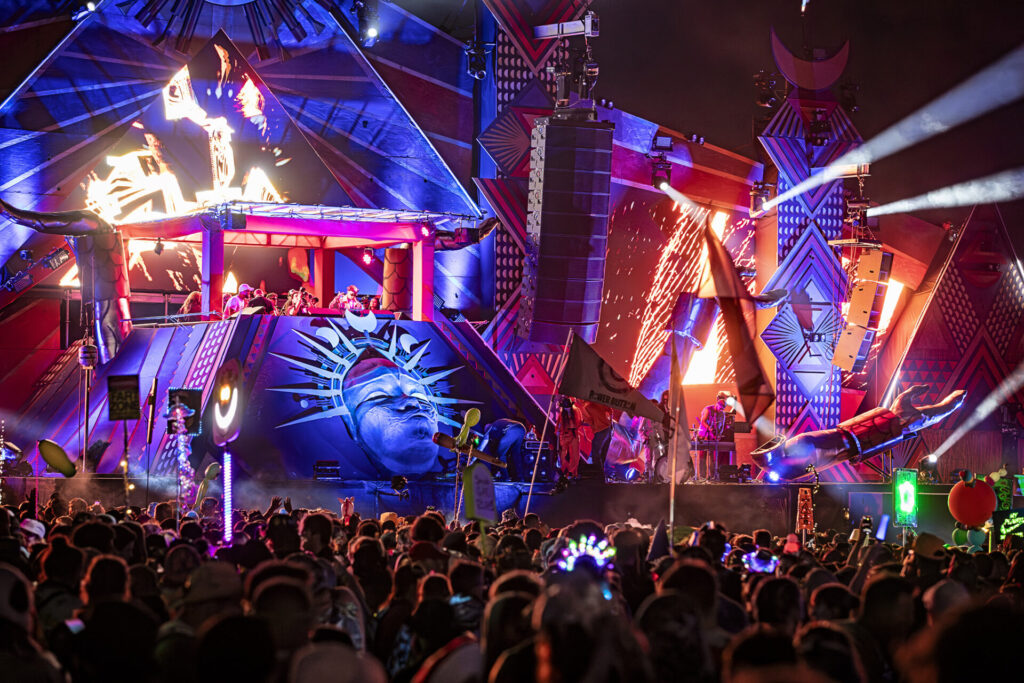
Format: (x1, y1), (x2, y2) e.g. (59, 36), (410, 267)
(902, 532), (948, 591)
(20, 518), (46, 547)
(695, 391), (734, 480)
(223, 283), (253, 317)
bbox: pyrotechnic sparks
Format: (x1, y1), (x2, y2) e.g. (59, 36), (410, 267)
(627, 203), (709, 386)
(85, 65), (282, 223)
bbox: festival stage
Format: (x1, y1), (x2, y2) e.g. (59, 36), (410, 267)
(7, 474), (992, 539)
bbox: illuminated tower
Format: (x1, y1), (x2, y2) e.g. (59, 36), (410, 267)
(756, 32), (862, 461)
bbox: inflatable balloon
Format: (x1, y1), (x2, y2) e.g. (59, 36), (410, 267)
(37, 439), (76, 477)
(951, 527), (969, 546)
(192, 463), (222, 510)
(966, 528), (987, 552)
(948, 470), (997, 527)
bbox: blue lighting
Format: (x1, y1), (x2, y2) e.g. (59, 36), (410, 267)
(767, 470), (781, 482)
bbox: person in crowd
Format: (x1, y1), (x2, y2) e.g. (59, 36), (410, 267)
(3, 484), (1024, 683)
(178, 291), (202, 317)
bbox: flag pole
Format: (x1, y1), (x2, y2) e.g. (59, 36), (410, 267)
(524, 329), (574, 515)
(668, 335), (679, 540)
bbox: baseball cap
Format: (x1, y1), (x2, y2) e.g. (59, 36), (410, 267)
(19, 519), (46, 541)
(912, 532), (947, 560)
(183, 561), (242, 605)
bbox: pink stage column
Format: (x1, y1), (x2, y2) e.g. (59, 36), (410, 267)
(201, 224), (224, 318)
(412, 238), (434, 322)
(313, 248), (336, 307)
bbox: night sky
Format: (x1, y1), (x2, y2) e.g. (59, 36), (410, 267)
(588, 0), (1024, 248)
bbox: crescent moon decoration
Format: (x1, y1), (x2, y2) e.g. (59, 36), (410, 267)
(213, 388), (239, 432)
(771, 29), (850, 92)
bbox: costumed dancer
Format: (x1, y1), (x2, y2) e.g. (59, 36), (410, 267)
(556, 397), (583, 478)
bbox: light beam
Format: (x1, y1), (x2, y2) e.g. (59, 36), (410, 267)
(866, 166), (1024, 217)
(930, 358), (1024, 461)
(763, 43), (1024, 211)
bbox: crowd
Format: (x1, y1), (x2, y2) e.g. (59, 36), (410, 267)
(178, 284), (380, 319)
(1, 489), (1022, 683)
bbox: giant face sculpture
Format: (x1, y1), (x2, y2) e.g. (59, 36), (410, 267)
(341, 355), (439, 474)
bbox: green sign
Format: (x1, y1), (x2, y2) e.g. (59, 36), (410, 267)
(894, 468), (918, 528)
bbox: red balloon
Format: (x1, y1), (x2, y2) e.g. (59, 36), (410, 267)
(948, 480), (997, 527)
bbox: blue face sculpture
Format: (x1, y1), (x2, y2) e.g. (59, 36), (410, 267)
(342, 356), (439, 475)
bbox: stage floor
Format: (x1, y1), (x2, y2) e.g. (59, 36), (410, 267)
(7, 475), (984, 538)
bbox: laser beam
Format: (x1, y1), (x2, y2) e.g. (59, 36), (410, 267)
(866, 166), (1024, 216)
(763, 43), (1024, 211)
(930, 358), (1024, 461)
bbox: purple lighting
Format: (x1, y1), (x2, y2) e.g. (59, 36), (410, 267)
(222, 449), (233, 545)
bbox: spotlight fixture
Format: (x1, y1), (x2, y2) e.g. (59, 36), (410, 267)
(749, 181), (774, 215)
(71, 2), (96, 21)
(753, 70), (780, 108)
(651, 158), (672, 190)
(4, 271), (32, 293)
(465, 39), (489, 81)
(840, 80), (860, 114)
(353, 0), (380, 48)
(651, 135), (674, 153)
(685, 132), (705, 146)
(807, 109), (830, 146)
(362, 247), (373, 265)
(153, 238), (164, 256)
(42, 248), (71, 270)
(18, 249), (33, 261)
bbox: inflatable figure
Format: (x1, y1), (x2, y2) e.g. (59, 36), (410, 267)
(751, 385), (966, 480)
(1, 197), (130, 364)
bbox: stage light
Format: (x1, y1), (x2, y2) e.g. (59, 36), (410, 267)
(465, 40), (488, 81)
(651, 157), (672, 190)
(753, 70), (780, 108)
(4, 271), (32, 293)
(807, 110), (830, 146)
(153, 238), (164, 255)
(651, 135), (673, 153)
(767, 470), (781, 482)
(362, 248), (373, 265)
(840, 80), (860, 114)
(866, 166), (1024, 217)
(42, 248), (70, 270)
(926, 454), (938, 464)
(894, 468), (919, 527)
(18, 249), (33, 261)
(222, 448), (233, 544)
(353, 0), (380, 48)
(764, 43), (1024, 211)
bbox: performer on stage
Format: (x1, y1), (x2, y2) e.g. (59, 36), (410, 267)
(696, 391), (733, 480)
(556, 397), (583, 478)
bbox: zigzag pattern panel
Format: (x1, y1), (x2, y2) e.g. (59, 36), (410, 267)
(484, 0), (585, 75)
(986, 263), (1024, 354)
(934, 265), (980, 354)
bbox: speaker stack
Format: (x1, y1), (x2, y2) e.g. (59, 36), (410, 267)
(518, 116), (614, 344)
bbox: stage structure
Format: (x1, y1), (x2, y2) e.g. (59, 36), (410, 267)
(754, 32), (864, 481)
(1, 2), (1022, 517)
